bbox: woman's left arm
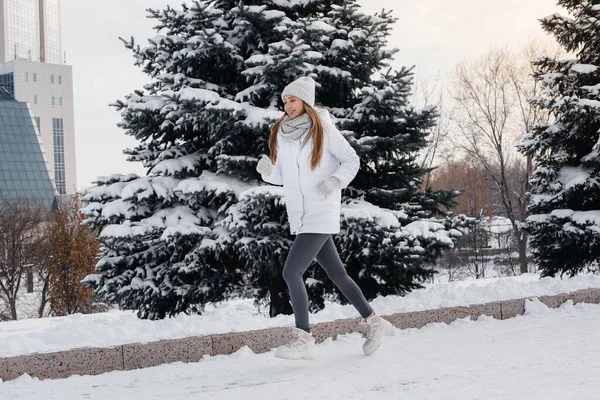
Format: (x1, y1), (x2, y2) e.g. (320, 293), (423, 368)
(328, 126), (360, 188)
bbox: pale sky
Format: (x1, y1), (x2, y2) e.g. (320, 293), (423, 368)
(61, 0), (561, 191)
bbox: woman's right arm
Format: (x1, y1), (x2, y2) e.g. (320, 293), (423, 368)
(260, 153), (283, 186)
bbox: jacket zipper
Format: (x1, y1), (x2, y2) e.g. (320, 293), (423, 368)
(295, 137), (305, 234)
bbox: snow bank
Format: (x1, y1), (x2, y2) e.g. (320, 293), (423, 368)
(3, 302), (599, 398)
(1, 274), (599, 357)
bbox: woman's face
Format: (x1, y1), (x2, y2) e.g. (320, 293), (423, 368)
(283, 95), (305, 119)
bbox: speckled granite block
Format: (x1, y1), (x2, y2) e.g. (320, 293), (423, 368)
(570, 289), (600, 305)
(537, 293), (572, 309)
(212, 326), (294, 355)
(123, 335), (213, 370)
(587, 288), (600, 304)
(5, 346), (123, 381)
(499, 299), (525, 319)
(0, 358), (9, 382)
(434, 306), (475, 324)
(468, 302), (502, 320)
(386, 310), (438, 330)
(312, 317), (363, 343)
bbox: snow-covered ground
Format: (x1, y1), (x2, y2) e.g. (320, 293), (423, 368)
(2, 274), (600, 358)
(2, 299), (599, 399)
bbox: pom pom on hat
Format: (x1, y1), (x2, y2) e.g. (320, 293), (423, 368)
(281, 76), (316, 107)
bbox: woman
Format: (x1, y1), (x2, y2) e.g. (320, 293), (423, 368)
(255, 76), (393, 360)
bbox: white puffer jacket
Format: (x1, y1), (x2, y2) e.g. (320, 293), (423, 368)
(261, 109), (360, 235)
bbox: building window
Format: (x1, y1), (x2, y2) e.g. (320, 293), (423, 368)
(34, 95), (37, 104)
(51, 96), (55, 105)
(35, 117), (41, 133)
(53, 118), (66, 195)
(25, 72), (28, 81)
(51, 74), (55, 84)
(33, 73), (37, 82)
(58, 75), (62, 84)
(1, 72), (15, 94)
(59, 97), (63, 106)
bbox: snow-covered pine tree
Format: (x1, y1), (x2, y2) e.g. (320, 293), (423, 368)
(292, 2), (466, 300)
(81, 2), (288, 319)
(82, 0), (466, 320)
(518, 0), (600, 277)
(219, 25), (327, 317)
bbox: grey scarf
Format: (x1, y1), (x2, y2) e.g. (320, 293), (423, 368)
(279, 113), (312, 140)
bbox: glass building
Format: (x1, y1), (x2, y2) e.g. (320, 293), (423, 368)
(40, 0), (61, 64)
(0, 0), (63, 64)
(0, 60), (77, 195)
(0, 0), (77, 195)
(0, 0), (76, 195)
(0, 86), (56, 208)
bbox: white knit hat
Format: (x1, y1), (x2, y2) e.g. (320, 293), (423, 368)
(281, 76), (316, 107)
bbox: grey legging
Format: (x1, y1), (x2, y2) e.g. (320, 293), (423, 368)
(282, 233), (374, 332)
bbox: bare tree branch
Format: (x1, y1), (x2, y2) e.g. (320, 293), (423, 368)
(447, 44), (555, 274)
(0, 196), (52, 320)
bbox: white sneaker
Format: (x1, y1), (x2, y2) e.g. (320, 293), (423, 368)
(274, 327), (315, 360)
(362, 314), (393, 356)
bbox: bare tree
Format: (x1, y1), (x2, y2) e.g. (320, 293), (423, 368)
(447, 43), (558, 275)
(0, 196), (52, 320)
(46, 194), (100, 316)
(437, 248), (469, 282)
(411, 72), (453, 189)
(429, 157), (494, 215)
(37, 259), (51, 318)
(508, 40), (558, 213)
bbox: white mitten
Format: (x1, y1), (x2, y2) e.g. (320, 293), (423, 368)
(317, 177), (340, 196)
(256, 154), (274, 176)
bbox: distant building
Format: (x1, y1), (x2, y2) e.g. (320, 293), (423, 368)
(0, 86), (56, 208)
(0, 0), (79, 321)
(0, 0), (77, 195)
(0, 59), (76, 194)
(0, 0), (63, 64)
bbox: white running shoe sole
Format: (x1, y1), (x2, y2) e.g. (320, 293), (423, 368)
(363, 338), (382, 356)
(274, 349), (315, 360)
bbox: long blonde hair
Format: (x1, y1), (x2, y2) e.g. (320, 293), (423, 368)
(268, 103), (324, 170)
